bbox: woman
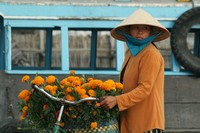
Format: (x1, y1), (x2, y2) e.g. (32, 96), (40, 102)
(100, 9), (170, 133)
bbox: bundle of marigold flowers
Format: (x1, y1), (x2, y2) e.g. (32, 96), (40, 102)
(18, 71), (123, 132)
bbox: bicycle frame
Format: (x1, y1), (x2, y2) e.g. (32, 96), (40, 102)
(32, 84), (100, 133)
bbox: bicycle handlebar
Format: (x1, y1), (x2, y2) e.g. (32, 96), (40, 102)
(32, 84), (100, 105)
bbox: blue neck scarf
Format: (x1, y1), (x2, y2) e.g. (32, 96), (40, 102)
(118, 30), (160, 56)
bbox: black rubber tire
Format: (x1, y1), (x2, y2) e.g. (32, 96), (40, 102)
(171, 7), (200, 75)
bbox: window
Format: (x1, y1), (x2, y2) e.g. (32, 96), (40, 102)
(11, 28), (117, 71)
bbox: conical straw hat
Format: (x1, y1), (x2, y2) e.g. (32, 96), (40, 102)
(111, 8), (170, 42)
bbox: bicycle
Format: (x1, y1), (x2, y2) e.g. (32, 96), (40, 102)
(32, 84), (101, 133)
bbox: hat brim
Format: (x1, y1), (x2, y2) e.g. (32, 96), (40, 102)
(111, 24), (170, 42)
(111, 8), (170, 42)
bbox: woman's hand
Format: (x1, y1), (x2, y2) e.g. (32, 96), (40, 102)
(100, 96), (117, 110)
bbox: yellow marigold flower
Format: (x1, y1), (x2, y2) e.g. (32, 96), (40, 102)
(18, 90), (31, 101)
(66, 95), (75, 101)
(32, 76), (44, 86)
(46, 75), (56, 84)
(115, 82), (123, 90)
(70, 70), (75, 75)
(90, 122), (97, 128)
(21, 75), (30, 83)
(22, 106), (28, 112)
(88, 89), (96, 97)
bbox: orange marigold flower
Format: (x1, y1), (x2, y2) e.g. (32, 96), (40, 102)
(72, 115), (76, 119)
(60, 85), (65, 89)
(79, 89), (86, 96)
(43, 104), (48, 110)
(115, 82), (123, 90)
(87, 78), (93, 82)
(32, 76), (44, 86)
(50, 90), (56, 96)
(22, 111), (27, 117)
(88, 89), (96, 97)
(93, 111), (97, 116)
(88, 80), (103, 89)
(80, 78), (85, 84)
(68, 107), (73, 111)
(104, 79), (115, 88)
(81, 83), (87, 89)
(46, 75), (56, 84)
(60, 78), (68, 85)
(66, 95), (75, 101)
(95, 102), (100, 107)
(65, 81), (71, 87)
(44, 85), (52, 91)
(74, 86), (81, 93)
(75, 87), (86, 96)
(21, 75), (30, 83)
(100, 82), (112, 91)
(60, 122), (65, 127)
(31, 80), (35, 84)
(90, 122), (97, 128)
(52, 85), (58, 91)
(18, 90), (31, 101)
(22, 106), (28, 112)
(72, 80), (81, 87)
(66, 87), (72, 93)
(80, 94), (89, 99)
(70, 70), (75, 75)
(67, 76), (78, 83)
(19, 116), (24, 121)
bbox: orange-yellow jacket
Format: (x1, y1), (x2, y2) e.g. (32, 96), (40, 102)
(116, 44), (165, 133)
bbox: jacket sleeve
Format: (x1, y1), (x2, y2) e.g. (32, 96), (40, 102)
(116, 50), (163, 111)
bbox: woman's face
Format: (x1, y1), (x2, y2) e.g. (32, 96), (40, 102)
(129, 25), (151, 40)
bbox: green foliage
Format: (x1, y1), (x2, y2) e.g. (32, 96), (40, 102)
(18, 72), (123, 132)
